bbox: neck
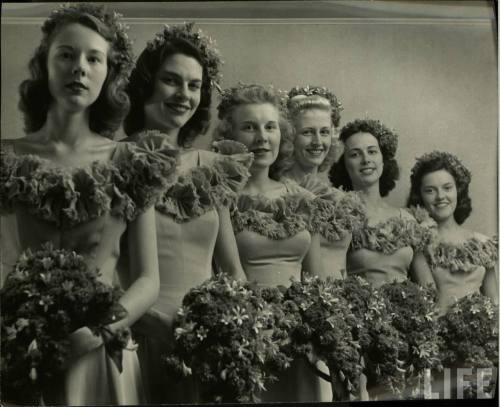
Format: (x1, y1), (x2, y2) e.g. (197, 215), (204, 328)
(44, 108), (93, 148)
(357, 183), (384, 208)
(437, 215), (460, 233)
(144, 121), (180, 147)
(286, 162), (318, 182)
(246, 166), (274, 193)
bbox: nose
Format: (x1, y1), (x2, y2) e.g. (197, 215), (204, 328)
(175, 82), (189, 100)
(436, 188), (446, 200)
(72, 54), (88, 77)
(254, 126), (268, 144)
(311, 131), (321, 144)
(360, 150), (370, 163)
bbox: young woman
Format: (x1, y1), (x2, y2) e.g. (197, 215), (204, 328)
(329, 119), (435, 289)
(215, 83), (323, 402)
(408, 151), (498, 314)
(283, 85), (365, 281)
(0, 4), (174, 404)
(122, 23), (251, 403)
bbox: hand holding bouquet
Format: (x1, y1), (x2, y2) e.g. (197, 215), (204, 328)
(1, 244), (129, 404)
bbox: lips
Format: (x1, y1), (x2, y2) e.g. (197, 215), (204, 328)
(433, 202), (450, 209)
(164, 102), (191, 114)
(66, 81), (88, 92)
(360, 167), (376, 175)
(305, 148), (324, 156)
(251, 148), (271, 155)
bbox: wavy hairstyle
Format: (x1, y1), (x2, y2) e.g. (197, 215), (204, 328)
(124, 23), (221, 147)
(18, 3), (134, 139)
(215, 83), (292, 181)
(407, 151), (472, 224)
(329, 119), (400, 197)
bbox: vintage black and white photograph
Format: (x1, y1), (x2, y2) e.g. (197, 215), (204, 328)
(1, 1), (498, 405)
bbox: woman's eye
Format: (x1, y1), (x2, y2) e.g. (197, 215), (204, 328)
(320, 129), (331, 136)
(301, 130), (313, 136)
(189, 82), (201, 90)
(60, 52), (72, 59)
(242, 124), (254, 131)
(88, 56), (101, 64)
(161, 77), (176, 85)
(266, 123), (278, 131)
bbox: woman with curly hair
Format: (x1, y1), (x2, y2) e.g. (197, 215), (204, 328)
(282, 86), (365, 281)
(215, 83), (323, 402)
(408, 151), (498, 314)
(121, 23), (251, 403)
(329, 119), (435, 288)
(0, 4), (175, 404)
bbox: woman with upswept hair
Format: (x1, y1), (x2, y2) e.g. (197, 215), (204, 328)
(215, 83), (323, 402)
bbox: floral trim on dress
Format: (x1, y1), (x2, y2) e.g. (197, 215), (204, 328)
(350, 206), (437, 254)
(152, 139), (253, 222)
(424, 236), (498, 274)
(293, 175), (366, 242)
(231, 182), (316, 240)
(0, 140), (177, 228)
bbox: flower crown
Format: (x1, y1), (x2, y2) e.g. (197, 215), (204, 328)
(146, 22), (223, 87)
(411, 151), (471, 184)
(340, 119), (398, 158)
(217, 82), (288, 120)
(287, 85), (343, 127)
(44, 3), (134, 76)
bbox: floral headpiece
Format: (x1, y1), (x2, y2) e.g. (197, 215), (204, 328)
(287, 85), (343, 127)
(43, 3), (134, 76)
(146, 22), (223, 88)
(340, 119), (398, 158)
(411, 151), (471, 184)
(217, 82), (288, 120)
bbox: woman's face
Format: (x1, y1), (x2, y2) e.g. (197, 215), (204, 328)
(343, 132), (384, 191)
(420, 169), (458, 223)
(293, 108), (333, 170)
(144, 53), (203, 133)
(47, 23), (109, 111)
(231, 103), (281, 171)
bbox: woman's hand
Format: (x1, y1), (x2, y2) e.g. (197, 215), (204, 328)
(66, 326), (103, 366)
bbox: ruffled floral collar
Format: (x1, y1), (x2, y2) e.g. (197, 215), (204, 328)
(350, 206), (437, 254)
(128, 133), (253, 223)
(0, 138), (177, 228)
(425, 235), (498, 273)
(288, 174), (366, 242)
(232, 180), (316, 240)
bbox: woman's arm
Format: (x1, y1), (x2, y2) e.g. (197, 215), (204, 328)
(110, 206), (160, 330)
(481, 265), (498, 304)
(410, 251), (436, 289)
(213, 206), (246, 281)
(302, 233), (323, 278)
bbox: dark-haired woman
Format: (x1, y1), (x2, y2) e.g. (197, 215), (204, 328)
(330, 119), (435, 289)
(121, 23), (251, 403)
(329, 119), (436, 400)
(408, 151), (497, 315)
(0, 4), (175, 404)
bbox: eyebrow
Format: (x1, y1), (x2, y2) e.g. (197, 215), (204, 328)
(159, 70), (202, 82)
(55, 45), (106, 56)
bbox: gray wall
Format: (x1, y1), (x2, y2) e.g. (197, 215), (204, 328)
(1, 2), (497, 235)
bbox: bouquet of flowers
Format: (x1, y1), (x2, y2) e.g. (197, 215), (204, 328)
(283, 275), (364, 401)
(1, 244), (129, 404)
(337, 277), (406, 397)
(438, 293), (498, 398)
(378, 280), (442, 398)
(164, 274), (292, 403)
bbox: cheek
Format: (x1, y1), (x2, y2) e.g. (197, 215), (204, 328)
(233, 131), (253, 147)
(294, 135), (310, 150)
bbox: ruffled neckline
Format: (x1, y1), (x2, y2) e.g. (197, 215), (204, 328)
(425, 235), (498, 273)
(287, 174), (366, 242)
(0, 137), (178, 228)
(232, 180), (316, 239)
(128, 133), (253, 223)
(350, 206), (437, 254)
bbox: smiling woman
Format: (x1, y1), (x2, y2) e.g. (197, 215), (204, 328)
(118, 22), (253, 404)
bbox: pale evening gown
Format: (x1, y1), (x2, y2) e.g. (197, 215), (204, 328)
(0, 139), (176, 405)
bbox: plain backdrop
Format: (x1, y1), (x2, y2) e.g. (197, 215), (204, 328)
(1, 1), (497, 235)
